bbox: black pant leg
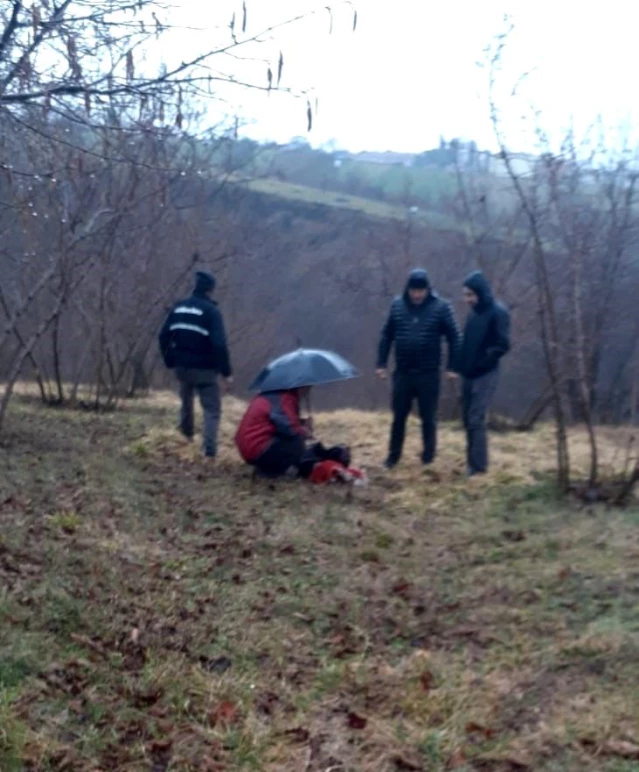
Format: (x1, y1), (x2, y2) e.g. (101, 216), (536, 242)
(388, 372), (413, 462)
(416, 371), (441, 463)
(255, 436), (306, 477)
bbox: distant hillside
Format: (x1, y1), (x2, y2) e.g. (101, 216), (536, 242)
(234, 175), (459, 231)
(214, 137), (526, 229)
(220, 137), (485, 213)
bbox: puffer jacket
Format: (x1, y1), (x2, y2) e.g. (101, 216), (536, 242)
(377, 269), (461, 373)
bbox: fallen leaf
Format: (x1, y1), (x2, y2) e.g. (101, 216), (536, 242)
(149, 738), (172, 753)
(394, 754), (423, 770)
(392, 578), (413, 600)
(283, 726), (310, 744)
(446, 749), (467, 769)
(449, 626), (480, 639)
(132, 686), (163, 707)
(256, 691), (279, 716)
(420, 670), (435, 692)
(505, 757), (530, 770)
(209, 700), (239, 728)
(347, 711), (367, 730)
(466, 721), (496, 739)
(131, 628), (140, 644)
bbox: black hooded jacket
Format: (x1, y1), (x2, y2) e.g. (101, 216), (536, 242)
(159, 273), (232, 376)
(377, 269), (461, 374)
(459, 271), (510, 379)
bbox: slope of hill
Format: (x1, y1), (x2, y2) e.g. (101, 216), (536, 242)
(232, 175), (459, 230)
(1, 393), (638, 771)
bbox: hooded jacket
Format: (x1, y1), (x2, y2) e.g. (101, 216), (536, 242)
(158, 272), (232, 375)
(377, 269), (461, 373)
(235, 390), (310, 462)
(459, 271), (510, 379)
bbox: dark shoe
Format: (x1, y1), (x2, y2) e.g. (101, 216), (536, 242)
(421, 453), (434, 465)
(383, 457), (398, 470)
(204, 449), (216, 459)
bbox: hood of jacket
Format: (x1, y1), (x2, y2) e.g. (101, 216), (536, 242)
(464, 270), (494, 311)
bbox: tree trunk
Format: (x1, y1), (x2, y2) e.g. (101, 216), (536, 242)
(571, 250), (598, 487)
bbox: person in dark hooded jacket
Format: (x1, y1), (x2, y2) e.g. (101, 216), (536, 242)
(459, 271), (511, 476)
(377, 268), (461, 468)
(159, 270), (232, 458)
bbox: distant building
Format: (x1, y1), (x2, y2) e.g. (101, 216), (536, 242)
(351, 151), (416, 167)
(486, 152), (537, 178)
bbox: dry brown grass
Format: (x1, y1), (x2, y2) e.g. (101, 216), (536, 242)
(1, 390), (638, 771)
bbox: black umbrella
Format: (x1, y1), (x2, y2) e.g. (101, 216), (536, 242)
(249, 348), (359, 393)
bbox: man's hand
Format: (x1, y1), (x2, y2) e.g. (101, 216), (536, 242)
(445, 371), (459, 381)
(376, 368), (388, 380)
(223, 376), (234, 393)
(302, 416), (314, 435)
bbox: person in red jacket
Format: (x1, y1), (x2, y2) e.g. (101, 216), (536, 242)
(235, 388), (312, 477)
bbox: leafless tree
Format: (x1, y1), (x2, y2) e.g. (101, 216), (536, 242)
(0, 0), (357, 432)
(483, 19), (639, 497)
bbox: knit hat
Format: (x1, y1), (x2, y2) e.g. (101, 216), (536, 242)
(194, 270), (216, 295)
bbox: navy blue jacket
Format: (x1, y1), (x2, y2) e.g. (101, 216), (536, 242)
(459, 271), (510, 379)
(159, 290), (232, 376)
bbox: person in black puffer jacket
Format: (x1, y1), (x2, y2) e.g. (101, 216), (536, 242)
(159, 269), (233, 458)
(459, 271), (511, 476)
(377, 268), (461, 468)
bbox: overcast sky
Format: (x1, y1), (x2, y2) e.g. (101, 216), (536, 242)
(167, 0), (639, 155)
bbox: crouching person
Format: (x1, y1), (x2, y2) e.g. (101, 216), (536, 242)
(235, 387), (312, 477)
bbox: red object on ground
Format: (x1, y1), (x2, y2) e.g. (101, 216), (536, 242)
(309, 460), (367, 485)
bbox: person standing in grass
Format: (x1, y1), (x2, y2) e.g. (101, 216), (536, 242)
(458, 271), (511, 477)
(159, 270), (233, 459)
(376, 268), (461, 469)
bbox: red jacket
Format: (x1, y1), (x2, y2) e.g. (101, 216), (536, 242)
(235, 390), (309, 462)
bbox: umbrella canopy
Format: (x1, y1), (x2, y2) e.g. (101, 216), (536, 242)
(249, 348), (359, 392)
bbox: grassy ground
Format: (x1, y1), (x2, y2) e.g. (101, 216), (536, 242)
(1, 392), (638, 771)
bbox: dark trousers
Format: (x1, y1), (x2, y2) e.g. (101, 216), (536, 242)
(176, 368), (220, 457)
(389, 371), (441, 464)
(463, 369), (499, 475)
(254, 435), (306, 477)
